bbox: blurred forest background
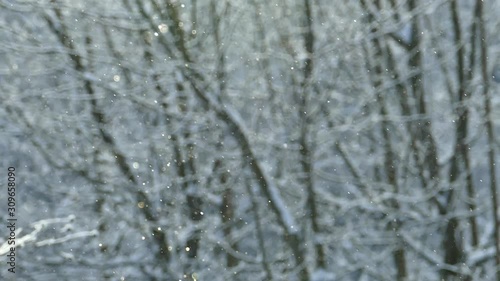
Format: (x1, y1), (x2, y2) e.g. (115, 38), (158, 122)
(1, 0), (500, 280)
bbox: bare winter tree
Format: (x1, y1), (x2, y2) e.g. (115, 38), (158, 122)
(2, 0), (500, 280)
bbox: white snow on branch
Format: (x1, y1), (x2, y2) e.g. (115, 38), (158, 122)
(261, 168), (299, 235)
(224, 102), (298, 235)
(0, 215), (96, 255)
(401, 231), (471, 276)
(82, 71), (99, 82)
(35, 230), (98, 247)
(468, 247), (496, 266)
(196, 88), (298, 236)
